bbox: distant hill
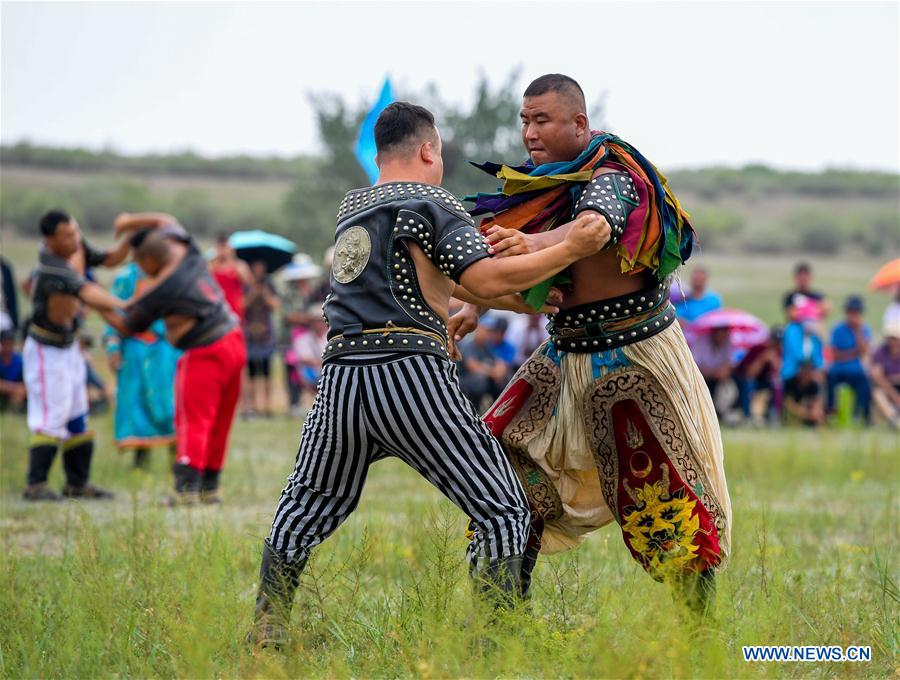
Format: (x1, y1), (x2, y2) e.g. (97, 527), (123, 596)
(2, 143), (898, 259)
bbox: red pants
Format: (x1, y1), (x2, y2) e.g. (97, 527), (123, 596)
(174, 327), (246, 472)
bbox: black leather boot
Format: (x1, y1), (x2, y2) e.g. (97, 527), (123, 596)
(61, 436), (114, 499)
(674, 568), (717, 616)
(247, 540), (307, 648)
(200, 469), (221, 505)
(26, 440), (58, 487)
(520, 513), (544, 601)
(133, 447), (150, 469)
(470, 554), (525, 612)
(161, 462), (201, 506)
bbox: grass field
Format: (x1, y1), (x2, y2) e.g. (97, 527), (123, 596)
(0, 411), (897, 678)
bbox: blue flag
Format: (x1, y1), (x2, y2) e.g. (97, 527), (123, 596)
(354, 78), (393, 184)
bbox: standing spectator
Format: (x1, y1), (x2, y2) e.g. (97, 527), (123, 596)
(458, 315), (513, 411)
(506, 313), (549, 368)
(783, 261), (830, 321)
(883, 286), (900, 329)
(692, 326), (734, 418)
(103, 262), (181, 469)
(871, 322), (900, 427)
(279, 259), (322, 416)
(243, 260), (280, 418)
(0, 329), (25, 411)
(1, 256), (19, 332)
(80, 334), (110, 414)
(734, 327), (782, 424)
(291, 305), (328, 412)
(487, 315), (516, 366)
(673, 266), (722, 323)
(781, 308), (826, 426)
(826, 296), (872, 422)
(209, 233), (252, 320)
(308, 246), (334, 304)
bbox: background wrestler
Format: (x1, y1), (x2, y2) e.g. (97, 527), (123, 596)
(250, 102), (610, 647)
(101, 216), (246, 505)
(22, 210), (143, 501)
(450, 75), (732, 612)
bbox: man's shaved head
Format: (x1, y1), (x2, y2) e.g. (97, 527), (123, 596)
(524, 74), (586, 115)
(520, 74), (591, 165)
(131, 229), (173, 275)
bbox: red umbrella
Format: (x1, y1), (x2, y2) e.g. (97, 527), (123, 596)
(691, 308), (769, 349)
(869, 259), (900, 291)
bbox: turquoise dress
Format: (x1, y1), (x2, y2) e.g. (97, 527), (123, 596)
(103, 264), (181, 448)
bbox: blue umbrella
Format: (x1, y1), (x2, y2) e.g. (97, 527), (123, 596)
(228, 230), (297, 274)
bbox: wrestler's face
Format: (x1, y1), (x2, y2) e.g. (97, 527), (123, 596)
(520, 92), (589, 165)
(135, 253), (164, 277)
(46, 219), (82, 259)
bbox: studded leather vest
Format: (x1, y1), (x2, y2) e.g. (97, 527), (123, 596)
(323, 182), (490, 360)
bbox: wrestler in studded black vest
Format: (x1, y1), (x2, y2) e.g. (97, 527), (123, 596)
(323, 181), (490, 363)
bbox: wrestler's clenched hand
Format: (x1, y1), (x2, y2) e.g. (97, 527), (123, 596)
(485, 227), (537, 258)
(563, 212), (610, 257)
(447, 302), (480, 360)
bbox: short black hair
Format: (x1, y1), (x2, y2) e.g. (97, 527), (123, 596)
(129, 228), (153, 250)
(39, 209), (72, 237)
(374, 102), (436, 158)
(524, 74), (587, 113)
(795, 261), (812, 275)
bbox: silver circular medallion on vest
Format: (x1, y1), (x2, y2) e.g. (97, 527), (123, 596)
(332, 226), (371, 284)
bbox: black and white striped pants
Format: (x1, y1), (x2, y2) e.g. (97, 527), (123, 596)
(267, 353), (530, 567)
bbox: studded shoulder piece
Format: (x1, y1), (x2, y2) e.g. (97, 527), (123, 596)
(336, 182), (490, 284)
(572, 171), (641, 249)
(324, 182), (490, 354)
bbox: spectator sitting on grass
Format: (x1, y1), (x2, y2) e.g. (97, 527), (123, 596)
(0, 329), (25, 412)
(506, 312), (549, 368)
(486, 314), (516, 366)
(734, 327), (782, 425)
(826, 296), (872, 423)
(673, 266), (722, 323)
(458, 314), (513, 411)
(870, 321), (900, 428)
(692, 325), (734, 419)
(782, 305), (826, 426)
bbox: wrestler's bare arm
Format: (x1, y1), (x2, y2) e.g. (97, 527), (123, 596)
(98, 307), (129, 336)
(79, 281), (127, 312)
(485, 207), (612, 258)
(450, 285), (555, 314)
(484, 223), (567, 257)
(459, 213), (609, 299)
(101, 229), (140, 268)
(113, 212), (178, 235)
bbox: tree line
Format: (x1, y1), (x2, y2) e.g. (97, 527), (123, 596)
(2, 71), (897, 259)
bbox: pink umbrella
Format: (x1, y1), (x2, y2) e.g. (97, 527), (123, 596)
(691, 308), (769, 349)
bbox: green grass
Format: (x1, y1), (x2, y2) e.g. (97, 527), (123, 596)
(1, 412), (897, 678)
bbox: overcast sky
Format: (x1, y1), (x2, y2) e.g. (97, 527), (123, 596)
(2, 1), (898, 171)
